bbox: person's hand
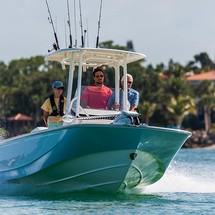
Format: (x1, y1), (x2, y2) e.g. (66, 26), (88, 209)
(113, 102), (120, 110)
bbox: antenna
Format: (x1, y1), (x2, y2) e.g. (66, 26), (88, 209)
(45, 0), (60, 50)
(79, 0), (84, 47)
(96, 0), (103, 48)
(67, 0), (73, 48)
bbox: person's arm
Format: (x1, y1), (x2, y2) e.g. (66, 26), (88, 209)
(43, 111), (49, 126)
(41, 98), (50, 126)
(130, 105), (138, 111)
(130, 91), (139, 111)
(107, 93), (115, 109)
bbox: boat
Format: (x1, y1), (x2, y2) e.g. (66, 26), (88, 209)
(0, 47), (191, 194)
(0, 1), (191, 195)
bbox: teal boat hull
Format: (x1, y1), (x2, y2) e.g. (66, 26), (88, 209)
(0, 124), (191, 194)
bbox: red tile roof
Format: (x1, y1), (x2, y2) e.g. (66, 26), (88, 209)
(186, 71), (215, 81)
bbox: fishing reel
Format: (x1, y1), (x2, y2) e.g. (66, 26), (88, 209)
(48, 43), (58, 52)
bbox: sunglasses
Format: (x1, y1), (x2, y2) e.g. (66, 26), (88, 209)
(127, 81), (133, 84)
(55, 87), (64, 90)
(95, 75), (104, 78)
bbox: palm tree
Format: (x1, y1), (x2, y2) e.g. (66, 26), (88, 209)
(138, 101), (156, 124)
(186, 52), (215, 74)
(196, 81), (215, 133)
(194, 52), (215, 71)
(167, 95), (196, 129)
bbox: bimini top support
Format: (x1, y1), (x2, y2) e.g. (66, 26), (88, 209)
(45, 48), (146, 115)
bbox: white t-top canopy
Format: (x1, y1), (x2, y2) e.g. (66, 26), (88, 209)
(45, 48), (146, 67)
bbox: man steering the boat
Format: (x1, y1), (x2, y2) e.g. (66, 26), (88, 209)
(81, 68), (112, 109)
(41, 81), (66, 127)
(107, 74), (139, 111)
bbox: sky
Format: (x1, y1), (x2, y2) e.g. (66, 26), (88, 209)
(1, 0), (215, 66)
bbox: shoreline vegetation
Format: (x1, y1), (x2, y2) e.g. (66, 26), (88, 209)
(183, 130), (215, 149)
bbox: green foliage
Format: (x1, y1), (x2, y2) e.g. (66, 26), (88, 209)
(195, 80), (215, 132)
(167, 95), (196, 128)
(184, 52), (215, 73)
(0, 56), (67, 127)
(99, 40), (127, 50)
(138, 101), (156, 124)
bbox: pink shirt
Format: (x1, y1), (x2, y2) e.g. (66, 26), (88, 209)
(81, 85), (112, 109)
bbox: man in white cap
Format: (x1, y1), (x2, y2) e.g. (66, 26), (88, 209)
(107, 74), (139, 111)
(41, 81), (66, 127)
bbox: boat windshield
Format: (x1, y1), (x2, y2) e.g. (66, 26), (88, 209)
(70, 86), (119, 117)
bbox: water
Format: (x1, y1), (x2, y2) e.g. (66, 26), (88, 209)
(0, 149), (214, 215)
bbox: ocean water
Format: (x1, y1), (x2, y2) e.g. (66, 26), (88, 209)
(0, 148), (214, 215)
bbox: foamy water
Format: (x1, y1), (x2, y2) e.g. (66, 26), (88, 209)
(143, 149), (215, 194)
(144, 166), (215, 193)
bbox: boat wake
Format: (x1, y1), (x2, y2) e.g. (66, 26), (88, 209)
(140, 161), (215, 194)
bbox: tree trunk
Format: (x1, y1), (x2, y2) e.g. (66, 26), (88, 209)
(145, 116), (149, 124)
(204, 105), (211, 133)
(176, 118), (182, 129)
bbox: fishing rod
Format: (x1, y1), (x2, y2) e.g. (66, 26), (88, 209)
(45, 0), (60, 50)
(79, 0), (84, 47)
(67, 0), (73, 48)
(74, 0), (78, 47)
(96, 0), (103, 48)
